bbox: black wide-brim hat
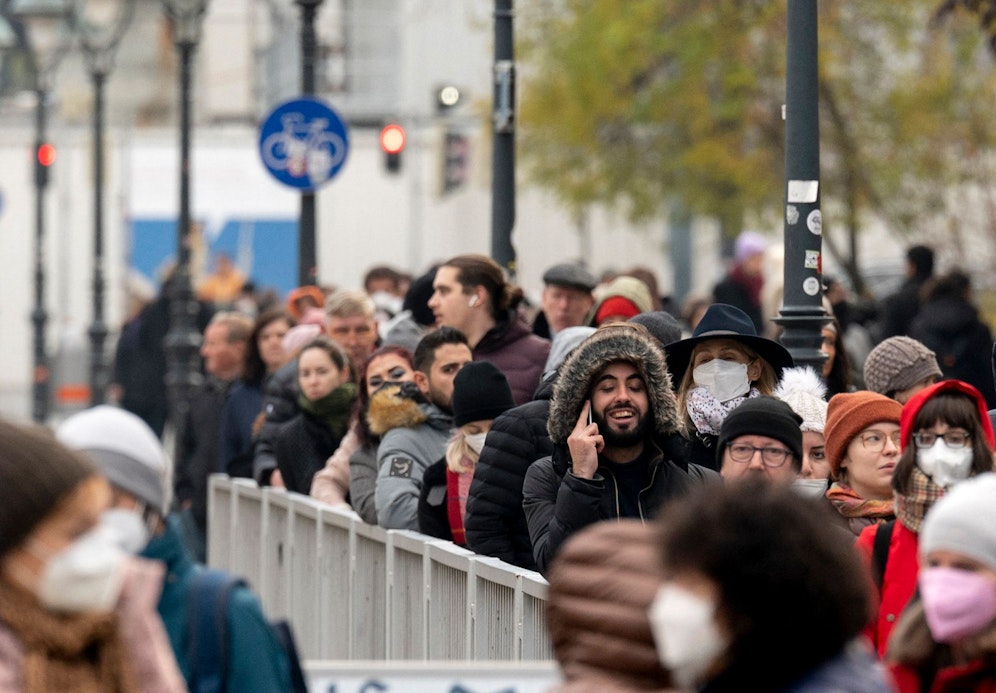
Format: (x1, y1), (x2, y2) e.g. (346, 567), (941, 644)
(665, 303), (794, 385)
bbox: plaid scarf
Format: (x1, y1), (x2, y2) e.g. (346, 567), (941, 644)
(893, 466), (946, 534)
(826, 482), (894, 536)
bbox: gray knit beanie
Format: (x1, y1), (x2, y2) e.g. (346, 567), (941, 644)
(863, 336), (942, 397)
(920, 473), (996, 570)
(57, 405), (170, 515)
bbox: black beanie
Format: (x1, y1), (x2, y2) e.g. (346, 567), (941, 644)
(716, 396), (804, 470)
(0, 419), (97, 559)
(452, 361), (516, 427)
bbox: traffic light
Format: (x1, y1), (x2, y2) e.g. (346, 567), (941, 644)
(380, 124), (405, 174)
(442, 131), (469, 193)
(35, 142), (55, 187)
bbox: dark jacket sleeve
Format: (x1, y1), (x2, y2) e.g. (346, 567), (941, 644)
(465, 401), (551, 570)
(252, 365), (298, 484)
(417, 459), (452, 541)
(522, 456), (605, 576)
(173, 407), (197, 507)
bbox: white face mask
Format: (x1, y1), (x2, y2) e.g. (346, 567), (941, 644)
(792, 478), (828, 499)
(648, 584), (727, 690)
(31, 529), (128, 614)
(916, 439), (974, 488)
(693, 359), (751, 402)
(464, 432), (488, 456)
(101, 508), (151, 554)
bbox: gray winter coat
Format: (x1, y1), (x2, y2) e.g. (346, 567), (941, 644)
(374, 398), (453, 530)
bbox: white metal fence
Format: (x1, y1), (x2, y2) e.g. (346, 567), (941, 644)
(206, 475), (553, 662)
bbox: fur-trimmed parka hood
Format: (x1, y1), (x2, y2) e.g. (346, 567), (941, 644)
(547, 324), (679, 444)
(366, 382), (428, 436)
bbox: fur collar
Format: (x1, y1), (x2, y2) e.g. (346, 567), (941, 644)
(366, 383), (428, 436)
(547, 324), (679, 444)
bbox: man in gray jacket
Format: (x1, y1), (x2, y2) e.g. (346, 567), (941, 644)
(375, 327), (472, 529)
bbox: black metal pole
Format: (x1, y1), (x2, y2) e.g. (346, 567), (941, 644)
(165, 38), (203, 447)
(88, 69), (108, 405)
(491, 0), (516, 279)
(31, 87), (49, 423)
(773, 0), (828, 371)
(297, 0), (321, 286)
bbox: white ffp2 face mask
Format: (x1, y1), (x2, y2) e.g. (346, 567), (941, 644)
(31, 528), (128, 614)
(648, 584), (727, 690)
(464, 432), (488, 456)
(916, 439), (973, 488)
(101, 508), (151, 554)
(692, 359), (751, 402)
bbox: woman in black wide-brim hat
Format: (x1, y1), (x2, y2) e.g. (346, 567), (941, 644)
(665, 303), (794, 470)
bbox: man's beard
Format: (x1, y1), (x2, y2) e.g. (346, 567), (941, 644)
(594, 408), (650, 448)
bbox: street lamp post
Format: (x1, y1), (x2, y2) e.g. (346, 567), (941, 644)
(161, 0), (208, 446)
(491, 0), (516, 279)
(6, 0), (75, 424)
(79, 0), (134, 407)
(295, 0), (323, 286)
(774, 0), (828, 371)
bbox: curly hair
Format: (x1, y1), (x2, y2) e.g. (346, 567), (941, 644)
(657, 479), (871, 691)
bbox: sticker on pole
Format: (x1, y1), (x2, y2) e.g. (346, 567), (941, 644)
(258, 97), (349, 191)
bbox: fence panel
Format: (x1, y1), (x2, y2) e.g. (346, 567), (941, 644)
(521, 571), (553, 660)
(317, 506), (356, 659)
(351, 520), (389, 659)
(206, 476), (553, 663)
(427, 542), (476, 660)
(471, 558), (520, 660)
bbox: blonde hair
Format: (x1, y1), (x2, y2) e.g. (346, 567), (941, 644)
(676, 340), (779, 434)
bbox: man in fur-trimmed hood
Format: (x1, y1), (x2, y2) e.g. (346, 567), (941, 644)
(523, 324), (718, 575)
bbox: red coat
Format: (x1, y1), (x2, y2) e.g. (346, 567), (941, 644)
(891, 659), (996, 693)
(855, 520), (921, 657)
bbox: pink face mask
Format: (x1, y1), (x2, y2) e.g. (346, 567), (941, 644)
(919, 566), (996, 642)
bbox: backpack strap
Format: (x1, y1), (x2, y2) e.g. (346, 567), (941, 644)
(187, 568), (245, 693)
(872, 519), (895, 592)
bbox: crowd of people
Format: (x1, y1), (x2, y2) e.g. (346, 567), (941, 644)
(3, 240), (996, 691)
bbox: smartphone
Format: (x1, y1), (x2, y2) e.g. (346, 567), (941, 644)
(587, 400), (594, 427)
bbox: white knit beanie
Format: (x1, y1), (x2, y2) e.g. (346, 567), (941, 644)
(920, 473), (996, 570)
(773, 366), (828, 433)
(56, 405), (170, 514)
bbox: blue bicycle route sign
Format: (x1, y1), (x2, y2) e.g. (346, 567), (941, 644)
(258, 97), (350, 191)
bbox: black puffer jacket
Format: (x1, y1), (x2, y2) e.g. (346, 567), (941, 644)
(464, 377), (555, 570)
(522, 326), (718, 575)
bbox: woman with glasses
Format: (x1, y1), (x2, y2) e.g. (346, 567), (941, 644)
(855, 379), (996, 657)
(822, 391), (903, 536)
(716, 396), (804, 485)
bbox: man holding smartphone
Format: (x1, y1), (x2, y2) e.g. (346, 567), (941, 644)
(523, 323), (719, 575)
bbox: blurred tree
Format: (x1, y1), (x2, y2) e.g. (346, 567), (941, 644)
(519, 0), (996, 294)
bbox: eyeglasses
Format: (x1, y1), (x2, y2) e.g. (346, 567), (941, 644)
(913, 430), (971, 449)
(858, 430), (901, 452)
(726, 443), (792, 468)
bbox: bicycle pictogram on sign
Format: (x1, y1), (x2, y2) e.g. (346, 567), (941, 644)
(258, 97), (350, 191)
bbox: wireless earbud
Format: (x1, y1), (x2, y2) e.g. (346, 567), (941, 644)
(468, 296), (479, 307)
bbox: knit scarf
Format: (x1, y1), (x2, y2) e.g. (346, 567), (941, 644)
(687, 386), (761, 436)
(0, 580), (134, 693)
(299, 382), (357, 439)
(894, 466), (946, 534)
(826, 482), (894, 535)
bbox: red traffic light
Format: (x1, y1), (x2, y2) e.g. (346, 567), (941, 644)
(37, 143), (56, 167)
(380, 124), (406, 155)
